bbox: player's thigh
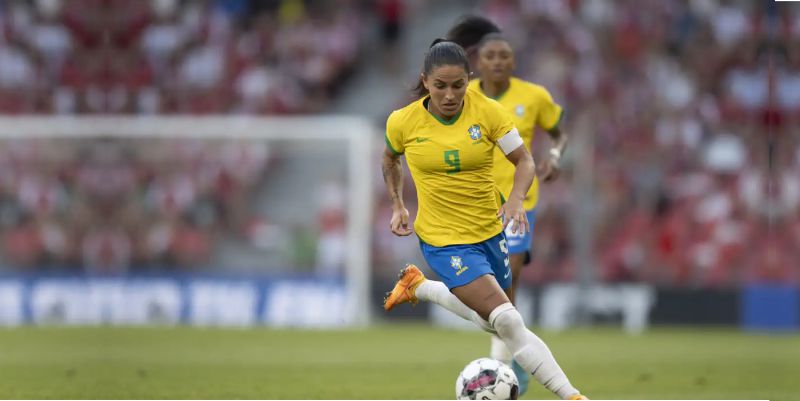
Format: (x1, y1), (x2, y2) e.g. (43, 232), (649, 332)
(451, 274), (510, 321)
(506, 253), (526, 303)
(509, 253), (526, 278)
(419, 241), (498, 290)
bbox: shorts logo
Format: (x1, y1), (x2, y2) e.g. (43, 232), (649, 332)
(468, 124), (482, 140)
(499, 239), (510, 269)
(450, 256), (469, 276)
(515, 105), (525, 117)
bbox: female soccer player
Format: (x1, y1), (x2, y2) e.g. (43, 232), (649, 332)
(448, 17), (571, 396)
(381, 39), (587, 400)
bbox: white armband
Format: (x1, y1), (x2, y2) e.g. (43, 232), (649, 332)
(497, 128), (523, 155)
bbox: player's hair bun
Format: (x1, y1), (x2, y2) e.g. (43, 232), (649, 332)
(429, 38), (450, 48)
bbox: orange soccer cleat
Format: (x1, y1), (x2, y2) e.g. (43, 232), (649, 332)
(568, 394), (589, 400)
(383, 264), (426, 311)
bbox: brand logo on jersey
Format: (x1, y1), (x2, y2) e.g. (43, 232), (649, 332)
(416, 137), (429, 143)
(450, 256), (469, 276)
(468, 124), (482, 140)
(515, 105), (525, 117)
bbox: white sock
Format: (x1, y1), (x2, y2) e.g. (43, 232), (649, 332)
(489, 302), (580, 400)
(490, 334), (512, 364)
(415, 280), (495, 333)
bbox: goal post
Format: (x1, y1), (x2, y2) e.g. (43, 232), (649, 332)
(0, 116), (375, 327)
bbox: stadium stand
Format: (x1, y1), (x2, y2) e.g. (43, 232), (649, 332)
(0, 0), (797, 289)
(371, 0), (798, 288)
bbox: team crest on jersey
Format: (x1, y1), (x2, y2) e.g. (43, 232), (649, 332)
(515, 105), (525, 117)
(468, 124), (482, 140)
(450, 256), (469, 276)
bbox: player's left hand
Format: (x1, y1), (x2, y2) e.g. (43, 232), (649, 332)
(538, 156), (561, 182)
(497, 197), (529, 234)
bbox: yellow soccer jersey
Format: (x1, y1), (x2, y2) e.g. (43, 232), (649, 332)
(385, 89), (515, 247)
(468, 77), (563, 210)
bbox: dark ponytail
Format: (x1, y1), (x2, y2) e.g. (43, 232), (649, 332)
(413, 38), (470, 98)
(445, 15), (501, 50)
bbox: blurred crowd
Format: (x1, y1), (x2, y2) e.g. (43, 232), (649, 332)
(373, 0), (799, 288)
(0, 137), (271, 273)
(0, 0), (797, 288)
(499, 0), (799, 288)
(508, 0), (798, 288)
(0, 0), (364, 273)
(0, 0), (364, 113)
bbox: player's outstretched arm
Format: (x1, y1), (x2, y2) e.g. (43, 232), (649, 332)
(498, 144), (535, 234)
(382, 147), (412, 236)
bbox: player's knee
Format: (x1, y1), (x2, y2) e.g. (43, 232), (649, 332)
(488, 302), (524, 337)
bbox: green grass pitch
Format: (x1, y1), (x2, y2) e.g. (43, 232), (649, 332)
(0, 324), (796, 400)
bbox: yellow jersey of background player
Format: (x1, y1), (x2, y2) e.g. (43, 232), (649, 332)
(468, 76), (562, 211)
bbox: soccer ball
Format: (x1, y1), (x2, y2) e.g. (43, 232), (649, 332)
(455, 358), (519, 400)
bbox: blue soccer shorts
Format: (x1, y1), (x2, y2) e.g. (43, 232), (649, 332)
(419, 231), (511, 290)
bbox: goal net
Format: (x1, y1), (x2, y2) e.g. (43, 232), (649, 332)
(0, 116), (374, 327)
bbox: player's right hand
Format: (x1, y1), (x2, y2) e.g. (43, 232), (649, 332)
(497, 196), (529, 234)
(390, 207), (413, 236)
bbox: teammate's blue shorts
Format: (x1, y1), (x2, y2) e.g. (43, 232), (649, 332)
(504, 209), (536, 255)
(419, 231), (511, 290)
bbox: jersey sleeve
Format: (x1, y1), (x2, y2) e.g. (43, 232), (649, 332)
(485, 99), (516, 144)
(536, 87), (564, 131)
(385, 111), (404, 155)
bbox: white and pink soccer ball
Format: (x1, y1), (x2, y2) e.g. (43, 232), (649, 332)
(455, 358), (519, 400)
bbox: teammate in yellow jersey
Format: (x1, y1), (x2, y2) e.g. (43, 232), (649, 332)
(475, 30), (572, 390)
(447, 16), (582, 399)
(382, 38), (586, 400)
